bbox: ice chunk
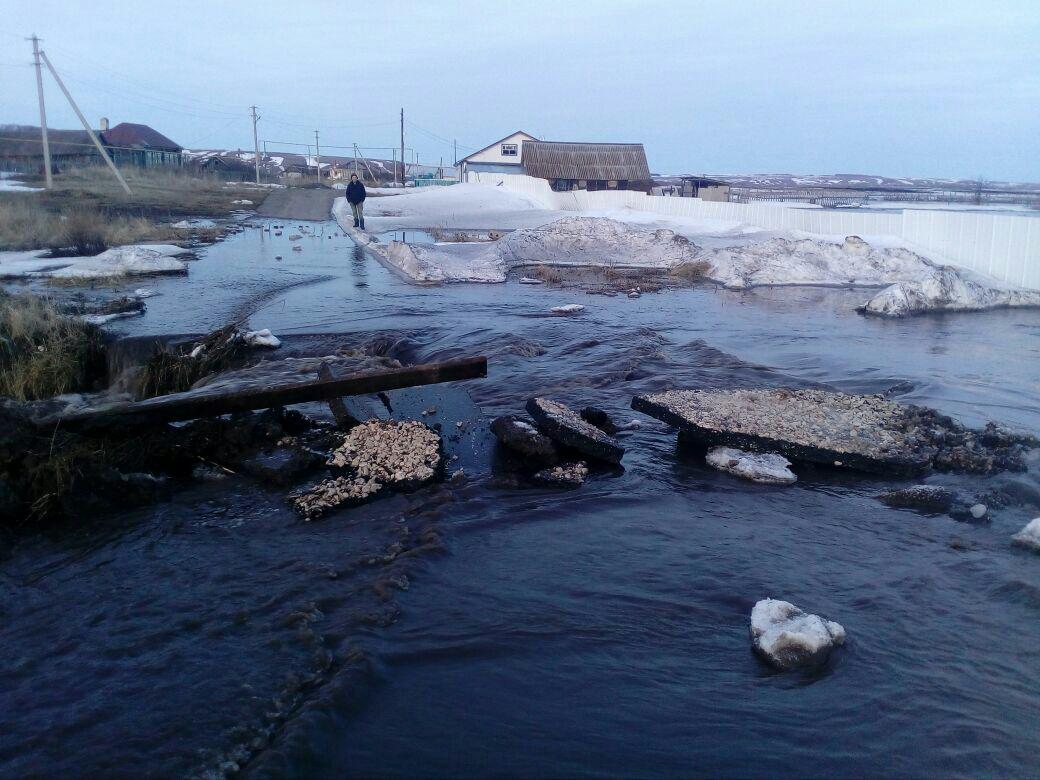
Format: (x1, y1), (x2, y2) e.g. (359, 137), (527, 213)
(706, 447), (796, 485)
(1011, 518), (1040, 552)
(750, 598), (846, 670)
(550, 304), (585, 314)
(243, 328), (281, 348)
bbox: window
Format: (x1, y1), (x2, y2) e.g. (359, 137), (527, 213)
(501, 143), (518, 157)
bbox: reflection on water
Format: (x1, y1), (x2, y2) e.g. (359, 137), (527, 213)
(2, 220), (1040, 778)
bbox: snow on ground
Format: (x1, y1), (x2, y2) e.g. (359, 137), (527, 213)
(334, 185), (1040, 315)
(860, 267), (1040, 317)
(0, 172), (42, 192)
(0, 245), (191, 280)
(172, 219), (217, 229)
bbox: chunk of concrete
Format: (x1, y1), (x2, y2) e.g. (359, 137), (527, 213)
(526, 397), (624, 464)
(490, 415), (558, 462)
(878, 485), (957, 514)
(750, 598), (846, 670)
(532, 461), (588, 488)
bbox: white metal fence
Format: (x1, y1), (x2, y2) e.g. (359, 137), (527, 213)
(480, 172), (1040, 289)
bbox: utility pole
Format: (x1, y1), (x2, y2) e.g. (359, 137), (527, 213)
(453, 139), (457, 166)
(250, 105), (261, 184)
(314, 130), (321, 184)
(353, 143), (360, 177)
(392, 148), (397, 186)
(39, 50), (131, 195)
(400, 108), (405, 186)
(29, 35), (52, 189)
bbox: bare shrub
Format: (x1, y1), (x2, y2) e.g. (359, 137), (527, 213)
(671, 260), (712, 282)
(529, 265), (562, 284)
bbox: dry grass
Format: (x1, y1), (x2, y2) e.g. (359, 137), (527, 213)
(528, 264), (563, 284)
(671, 260), (712, 282)
(0, 293), (107, 401)
(136, 324), (249, 399)
(0, 198), (172, 253)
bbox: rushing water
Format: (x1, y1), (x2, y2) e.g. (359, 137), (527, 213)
(2, 221), (1040, 778)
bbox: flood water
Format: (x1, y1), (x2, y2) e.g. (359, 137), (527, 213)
(3, 220), (1040, 778)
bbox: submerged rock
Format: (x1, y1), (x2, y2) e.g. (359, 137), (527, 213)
(532, 461), (588, 488)
(1012, 518), (1040, 552)
(291, 420), (442, 519)
(878, 485), (957, 514)
(579, 406), (619, 435)
(750, 598), (846, 670)
(526, 397), (625, 464)
(490, 415), (558, 462)
(705, 447), (796, 485)
(632, 387), (1037, 476)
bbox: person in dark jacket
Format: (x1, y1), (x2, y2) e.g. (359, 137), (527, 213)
(345, 174), (366, 229)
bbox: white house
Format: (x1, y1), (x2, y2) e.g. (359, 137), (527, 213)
(458, 130), (538, 182)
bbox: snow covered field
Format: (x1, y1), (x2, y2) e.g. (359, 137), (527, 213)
(335, 186), (1040, 316)
(0, 245), (192, 280)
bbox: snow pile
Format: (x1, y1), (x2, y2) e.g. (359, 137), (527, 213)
(375, 217), (699, 283)
(705, 447), (796, 484)
(750, 598), (846, 670)
(0, 172), (42, 192)
(46, 245), (191, 279)
(1011, 518), (1040, 552)
(700, 235), (935, 289)
(172, 219), (216, 229)
(243, 328), (281, 348)
(859, 266), (1040, 317)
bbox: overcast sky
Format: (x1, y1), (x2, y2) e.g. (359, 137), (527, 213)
(1, 0), (1037, 181)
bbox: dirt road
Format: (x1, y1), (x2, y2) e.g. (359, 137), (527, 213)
(257, 188), (339, 221)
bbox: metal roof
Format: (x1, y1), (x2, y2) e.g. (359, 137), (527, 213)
(0, 125), (98, 158)
(101, 122), (181, 151)
(521, 140), (650, 182)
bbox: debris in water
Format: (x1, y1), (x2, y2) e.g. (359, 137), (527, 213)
(632, 388), (1037, 476)
(526, 397), (624, 464)
(750, 598), (846, 670)
(490, 415), (558, 463)
(551, 304), (585, 314)
(532, 461), (588, 488)
(705, 447), (797, 485)
(1011, 518), (1040, 552)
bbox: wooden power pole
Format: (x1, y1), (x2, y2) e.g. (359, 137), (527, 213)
(400, 108), (405, 186)
(250, 105), (261, 184)
(39, 50), (131, 195)
(314, 129), (321, 184)
(29, 35), (52, 189)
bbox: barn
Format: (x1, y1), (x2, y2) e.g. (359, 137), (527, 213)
(458, 131), (652, 192)
(521, 140), (651, 193)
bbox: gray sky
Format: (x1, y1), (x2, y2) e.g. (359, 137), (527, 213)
(1, 0), (1037, 181)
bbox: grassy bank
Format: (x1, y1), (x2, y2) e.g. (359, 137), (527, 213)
(0, 292), (106, 400)
(0, 166), (270, 252)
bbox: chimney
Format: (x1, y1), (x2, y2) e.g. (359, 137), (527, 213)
(99, 117), (109, 132)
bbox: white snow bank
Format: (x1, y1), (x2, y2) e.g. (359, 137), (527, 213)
(334, 184), (563, 231)
(47, 245), (191, 280)
(750, 598), (846, 670)
(243, 328), (281, 348)
(706, 447), (796, 484)
(0, 175), (42, 192)
(1011, 517), (1040, 552)
(859, 266), (1040, 317)
(701, 235), (934, 289)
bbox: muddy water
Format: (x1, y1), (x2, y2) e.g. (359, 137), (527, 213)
(3, 221), (1040, 778)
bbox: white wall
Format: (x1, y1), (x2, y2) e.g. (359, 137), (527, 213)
(464, 132), (537, 165)
(487, 173), (1040, 290)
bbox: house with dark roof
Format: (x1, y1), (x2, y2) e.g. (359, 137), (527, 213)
(0, 125), (101, 174)
(102, 121), (183, 168)
(458, 130), (651, 192)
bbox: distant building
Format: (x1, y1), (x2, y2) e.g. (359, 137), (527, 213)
(679, 176), (731, 202)
(458, 131), (652, 192)
(0, 125), (100, 174)
(102, 122), (183, 167)
(522, 140), (651, 192)
(457, 130), (538, 180)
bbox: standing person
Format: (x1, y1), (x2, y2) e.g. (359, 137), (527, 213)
(346, 173), (366, 230)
